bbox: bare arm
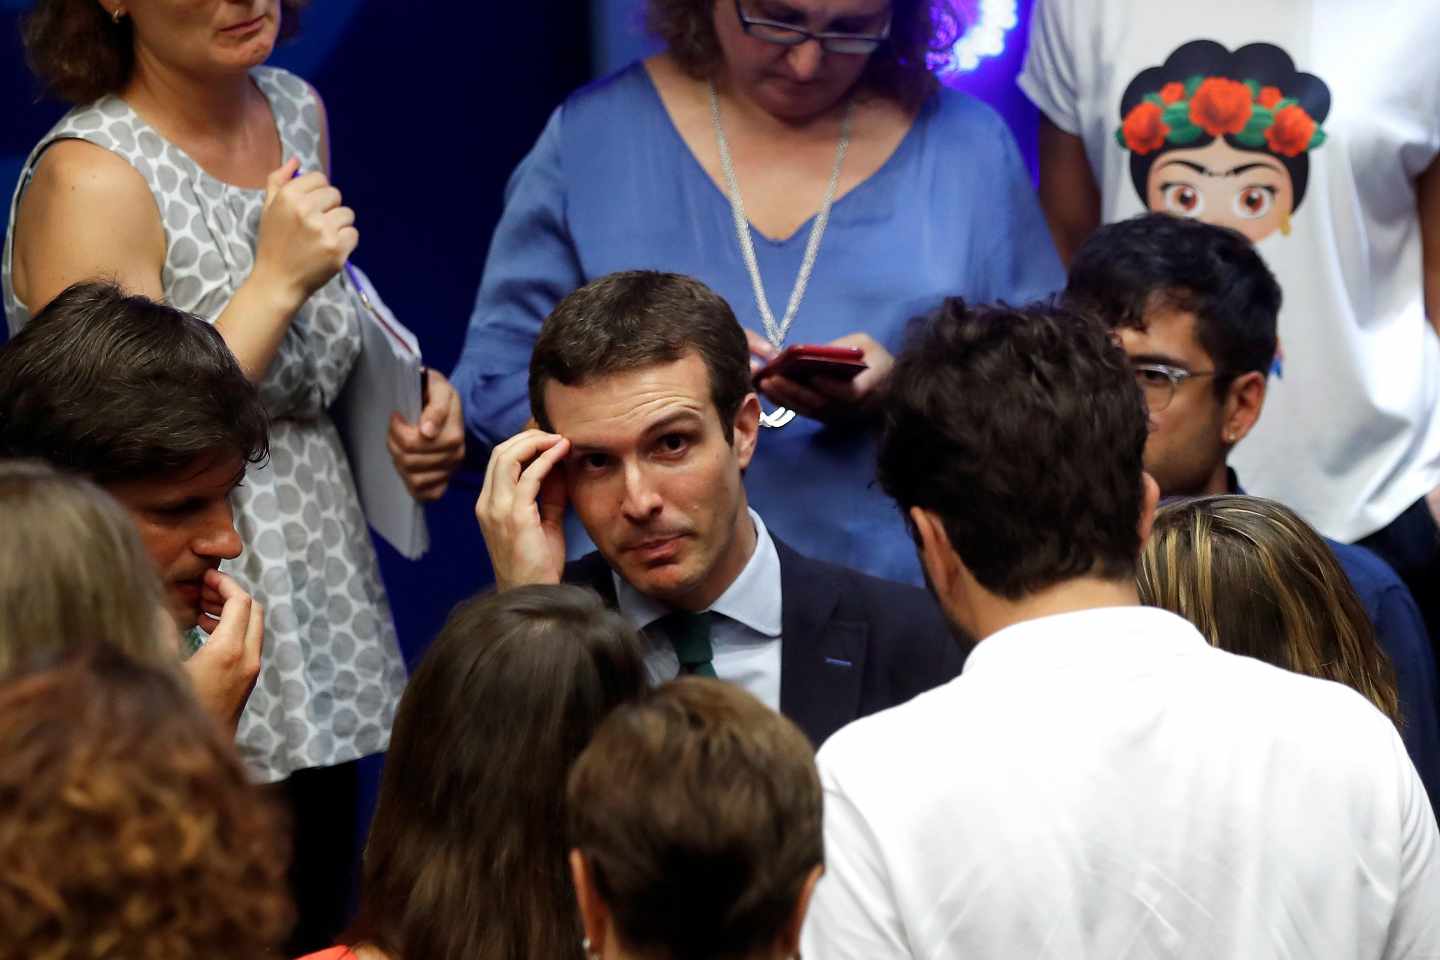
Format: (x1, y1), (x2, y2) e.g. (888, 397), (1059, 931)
(11, 139), (167, 309)
(1037, 116), (1102, 267)
(13, 140), (354, 383)
(1418, 155), (1440, 338)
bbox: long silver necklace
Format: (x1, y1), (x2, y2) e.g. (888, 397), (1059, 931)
(709, 81), (853, 428)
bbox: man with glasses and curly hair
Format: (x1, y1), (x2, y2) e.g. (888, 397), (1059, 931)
(1062, 213), (1439, 808)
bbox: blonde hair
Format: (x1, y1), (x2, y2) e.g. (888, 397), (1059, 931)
(1138, 495), (1402, 728)
(0, 460), (172, 676)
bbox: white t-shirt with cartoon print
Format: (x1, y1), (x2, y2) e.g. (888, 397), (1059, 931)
(1019, 0), (1440, 542)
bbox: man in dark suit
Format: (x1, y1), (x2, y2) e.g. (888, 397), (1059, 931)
(475, 270), (963, 746)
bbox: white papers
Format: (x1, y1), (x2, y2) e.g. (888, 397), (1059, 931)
(333, 263), (430, 560)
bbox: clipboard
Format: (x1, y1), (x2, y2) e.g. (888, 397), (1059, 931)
(332, 263), (430, 560)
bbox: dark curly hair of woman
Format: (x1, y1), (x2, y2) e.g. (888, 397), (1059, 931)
(0, 650), (293, 960)
(647, 0), (967, 108)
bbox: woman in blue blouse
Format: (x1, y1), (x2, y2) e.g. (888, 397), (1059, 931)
(452, 0), (1062, 584)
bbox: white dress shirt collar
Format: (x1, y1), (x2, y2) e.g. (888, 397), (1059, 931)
(962, 605), (1210, 678)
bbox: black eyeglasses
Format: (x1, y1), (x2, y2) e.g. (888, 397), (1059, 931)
(1132, 362), (1224, 412)
(734, 0), (892, 54)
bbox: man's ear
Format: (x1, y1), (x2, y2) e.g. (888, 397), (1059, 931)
(1138, 470), (1161, 546)
(910, 506), (959, 600)
(732, 392), (762, 469)
(569, 849), (609, 958)
(777, 863), (825, 957)
(1221, 371), (1266, 446)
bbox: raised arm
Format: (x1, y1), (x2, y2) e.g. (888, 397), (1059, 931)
(11, 136), (354, 382)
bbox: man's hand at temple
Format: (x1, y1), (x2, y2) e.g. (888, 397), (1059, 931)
(475, 429), (571, 590)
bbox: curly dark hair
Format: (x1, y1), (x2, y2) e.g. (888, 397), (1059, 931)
(877, 300), (1150, 600)
(22, 0), (307, 104)
(647, 0), (967, 108)
(0, 650), (293, 960)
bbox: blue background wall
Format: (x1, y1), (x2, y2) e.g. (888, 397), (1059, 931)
(1, 0), (1040, 662)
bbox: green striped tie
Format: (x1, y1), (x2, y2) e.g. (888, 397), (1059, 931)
(651, 611), (717, 679)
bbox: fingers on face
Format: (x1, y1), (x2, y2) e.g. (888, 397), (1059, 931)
(481, 431), (569, 518)
(514, 436), (570, 501)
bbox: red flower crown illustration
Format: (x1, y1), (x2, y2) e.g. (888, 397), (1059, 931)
(1116, 76), (1327, 158)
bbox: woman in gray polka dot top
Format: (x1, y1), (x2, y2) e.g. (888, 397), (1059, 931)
(3, 0), (464, 861)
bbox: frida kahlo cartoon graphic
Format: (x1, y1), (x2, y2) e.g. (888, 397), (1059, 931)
(1116, 40), (1331, 244)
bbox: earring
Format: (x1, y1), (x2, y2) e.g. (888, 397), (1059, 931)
(1279, 210), (1292, 237)
(582, 936), (600, 960)
(111, 6), (125, 23)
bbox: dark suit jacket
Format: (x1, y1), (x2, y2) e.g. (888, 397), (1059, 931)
(563, 537), (967, 747)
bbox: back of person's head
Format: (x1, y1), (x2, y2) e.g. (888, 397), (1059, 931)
(1062, 213), (1282, 384)
(878, 300), (1150, 600)
(0, 649), (292, 960)
(1138, 495), (1402, 727)
(0, 280), (268, 485)
(529, 270), (752, 441)
(0, 459), (174, 675)
(349, 584), (647, 960)
(567, 677), (823, 960)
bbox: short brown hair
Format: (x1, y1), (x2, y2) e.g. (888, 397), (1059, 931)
(0, 650), (293, 960)
(568, 677), (823, 960)
(0, 460), (171, 677)
(0, 281), (268, 487)
(22, 0), (307, 104)
(530, 271), (753, 442)
(346, 585), (647, 960)
(1138, 495), (1403, 728)
(647, 0), (965, 108)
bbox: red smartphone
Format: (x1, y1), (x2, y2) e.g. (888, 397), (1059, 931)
(753, 344), (868, 384)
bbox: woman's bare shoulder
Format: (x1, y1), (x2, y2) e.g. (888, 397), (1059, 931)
(12, 138), (165, 308)
(25, 137), (152, 202)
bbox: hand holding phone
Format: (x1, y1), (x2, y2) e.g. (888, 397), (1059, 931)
(753, 344), (868, 385)
(750, 333), (894, 425)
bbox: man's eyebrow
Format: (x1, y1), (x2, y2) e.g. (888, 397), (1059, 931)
(566, 410), (706, 454)
(640, 409), (705, 436)
(1129, 351), (1189, 367)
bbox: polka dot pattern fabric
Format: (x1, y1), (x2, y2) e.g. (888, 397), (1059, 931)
(3, 67), (408, 783)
